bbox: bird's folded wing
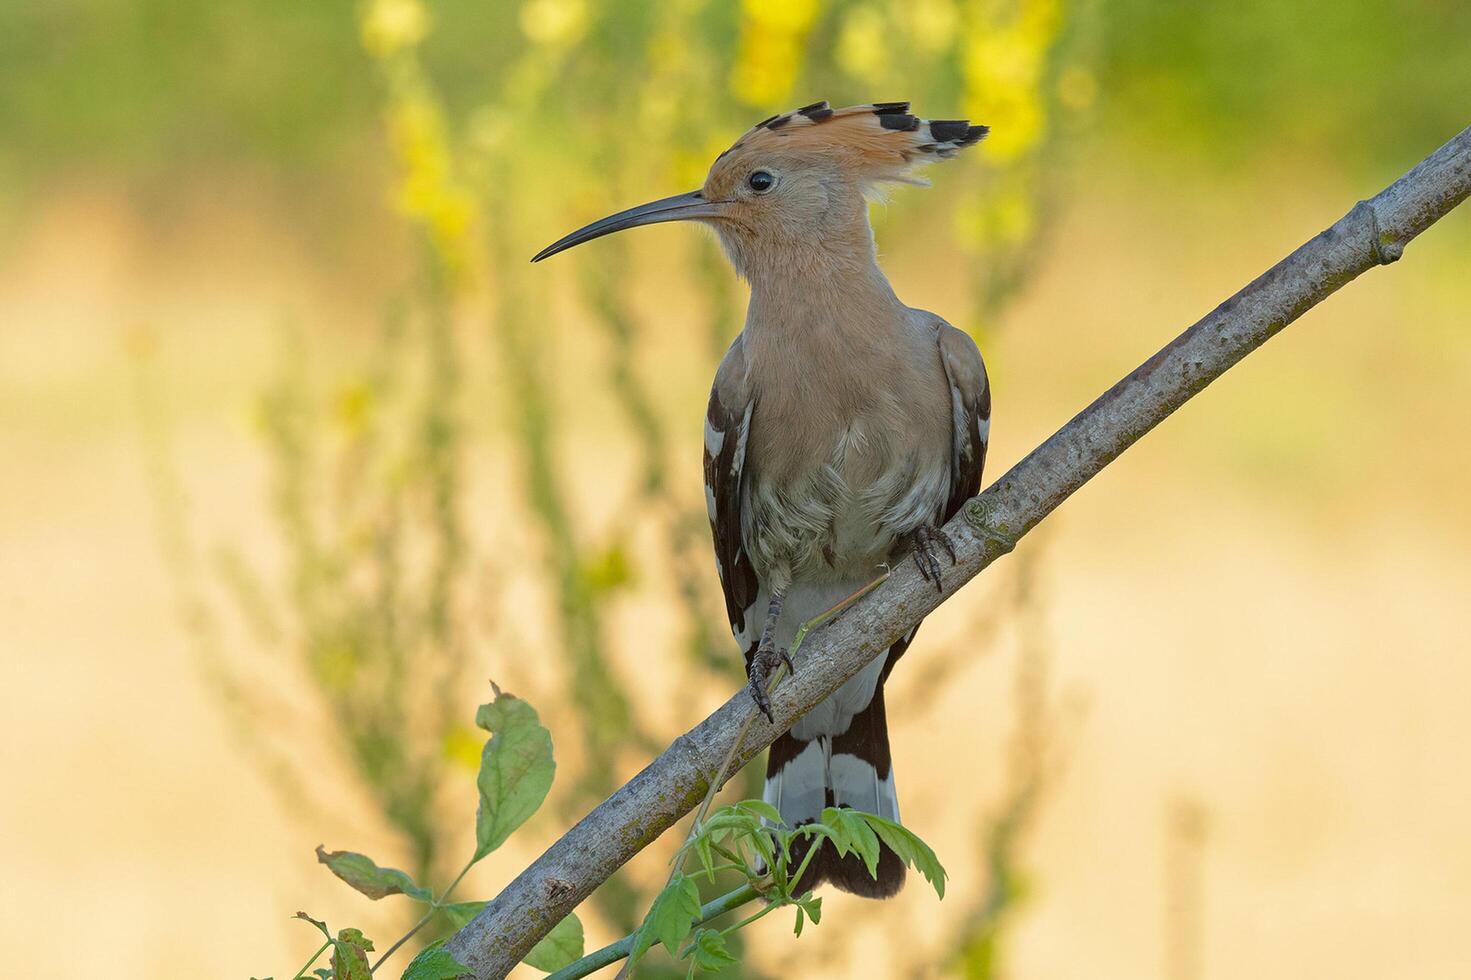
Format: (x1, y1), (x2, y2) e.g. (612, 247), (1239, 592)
(935, 319), (991, 522)
(704, 337), (760, 652)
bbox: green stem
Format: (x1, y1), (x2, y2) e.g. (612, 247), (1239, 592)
(543, 884), (760, 980)
(709, 844), (746, 868)
(291, 939), (331, 980)
(369, 858), (475, 973)
(786, 834), (825, 892)
(715, 898), (780, 937)
(787, 568), (890, 660)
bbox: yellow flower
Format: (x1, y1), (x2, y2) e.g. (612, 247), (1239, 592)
(837, 7), (890, 78)
(907, 0), (959, 55)
(442, 725), (484, 771)
(960, 0), (1064, 163)
(730, 0), (821, 107)
(386, 94), (482, 279)
(745, 0), (819, 31)
(334, 380), (374, 437)
(361, 0), (429, 59)
(521, 0), (587, 46)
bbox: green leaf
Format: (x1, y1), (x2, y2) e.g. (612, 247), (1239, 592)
(771, 825), (798, 875)
(696, 811), (762, 842)
(859, 813), (949, 899)
(792, 891), (823, 936)
(438, 901), (487, 930)
(699, 806), (774, 877)
(522, 913), (584, 972)
(630, 876), (702, 967)
(473, 692), (555, 860)
(654, 877), (703, 954)
(329, 928), (373, 980)
(315, 846), (433, 903)
(804, 820), (846, 859)
(312, 970), (332, 980)
(401, 940), (471, 980)
(732, 799), (781, 824)
(745, 825), (777, 872)
(695, 835), (717, 882)
(294, 911), (331, 940)
(689, 929), (738, 972)
(820, 808), (881, 879)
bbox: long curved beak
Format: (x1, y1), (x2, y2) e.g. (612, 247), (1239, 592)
(531, 190), (726, 262)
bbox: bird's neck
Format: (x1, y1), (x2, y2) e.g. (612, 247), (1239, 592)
(740, 226), (906, 346)
(738, 240), (913, 419)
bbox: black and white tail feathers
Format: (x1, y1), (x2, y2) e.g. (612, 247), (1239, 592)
(763, 637), (912, 898)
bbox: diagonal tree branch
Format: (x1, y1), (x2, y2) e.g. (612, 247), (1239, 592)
(446, 125), (1471, 979)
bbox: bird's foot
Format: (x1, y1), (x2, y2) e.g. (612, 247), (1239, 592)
(747, 641), (795, 724)
(911, 523), (956, 592)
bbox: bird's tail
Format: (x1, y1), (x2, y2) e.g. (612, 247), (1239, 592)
(764, 683), (907, 898)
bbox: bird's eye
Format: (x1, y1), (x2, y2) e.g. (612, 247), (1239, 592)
(747, 170), (775, 193)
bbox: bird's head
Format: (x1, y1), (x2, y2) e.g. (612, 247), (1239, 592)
(532, 101), (987, 274)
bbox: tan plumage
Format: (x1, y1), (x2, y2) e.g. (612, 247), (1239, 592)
(536, 101), (991, 899)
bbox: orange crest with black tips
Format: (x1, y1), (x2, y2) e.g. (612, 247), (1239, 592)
(706, 100), (989, 194)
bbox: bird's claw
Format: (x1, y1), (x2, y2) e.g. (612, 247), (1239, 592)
(911, 524), (956, 592)
(747, 642), (793, 724)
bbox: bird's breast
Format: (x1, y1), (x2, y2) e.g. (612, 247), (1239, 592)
(736, 304), (953, 580)
(742, 409), (949, 581)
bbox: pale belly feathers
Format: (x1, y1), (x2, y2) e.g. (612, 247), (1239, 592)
(735, 416), (948, 738)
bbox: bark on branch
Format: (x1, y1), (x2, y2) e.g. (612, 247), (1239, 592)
(446, 125), (1471, 978)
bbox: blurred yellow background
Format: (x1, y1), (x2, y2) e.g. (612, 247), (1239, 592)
(3, 1), (1470, 977)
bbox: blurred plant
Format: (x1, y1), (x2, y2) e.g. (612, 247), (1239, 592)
(940, 546), (1079, 979)
(5, 0), (1466, 206)
(137, 293), (475, 889)
(797, 0), (1092, 333)
(251, 687), (583, 980)
(137, 0), (487, 896)
(1163, 797), (1210, 980)
(483, 186), (654, 813)
(955, 0), (1076, 320)
(730, 0), (822, 107)
(261, 299), (470, 883)
(132, 324), (317, 809)
(362, 0), (484, 283)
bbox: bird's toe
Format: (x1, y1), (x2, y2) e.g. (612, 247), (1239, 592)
(747, 642), (791, 724)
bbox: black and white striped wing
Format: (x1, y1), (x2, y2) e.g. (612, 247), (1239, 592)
(704, 339), (760, 655)
(936, 320), (991, 522)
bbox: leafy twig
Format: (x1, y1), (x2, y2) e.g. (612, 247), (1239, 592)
(267, 688), (579, 980)
(369, 858), (474, 972)
(585, 800), (948, 979)
(545, 884), (761, 980)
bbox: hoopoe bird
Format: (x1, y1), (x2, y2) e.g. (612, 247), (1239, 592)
(534, 101), (991, 898)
